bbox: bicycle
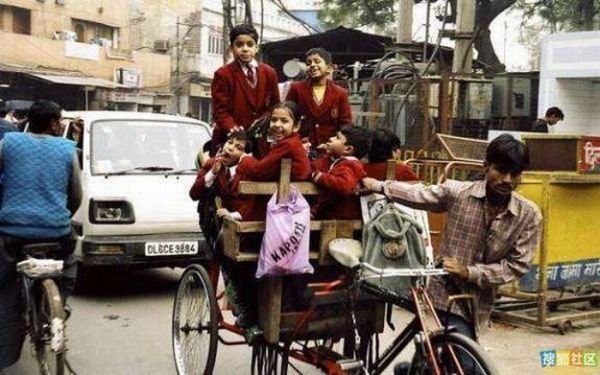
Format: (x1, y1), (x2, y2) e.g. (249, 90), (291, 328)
(327, 238), (499, 375)
(14, 242), (69, 375)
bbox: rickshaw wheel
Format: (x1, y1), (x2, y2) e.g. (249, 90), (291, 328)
(251, 340), (290, 375)
(172, 264), (218, 375)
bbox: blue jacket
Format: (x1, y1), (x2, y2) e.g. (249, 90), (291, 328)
(0, 133), (75, 238)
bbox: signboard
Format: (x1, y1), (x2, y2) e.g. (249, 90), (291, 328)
(579, 136), (600, 173)
(520, 258), (600, 292)
(102, 90), (153, 105)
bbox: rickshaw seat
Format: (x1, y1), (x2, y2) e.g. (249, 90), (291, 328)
(328, 238), (362, 269)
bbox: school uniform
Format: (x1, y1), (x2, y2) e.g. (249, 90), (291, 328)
(311, 155), (366, 220)
(363, 162), (419, 181)
(236, 133), (311, 182)
(189, 158), (261, 221)
(286, 79), (352, 147)
(211, 60), (280, 153)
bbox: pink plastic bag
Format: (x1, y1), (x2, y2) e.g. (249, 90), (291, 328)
(255, 186), (313, 278)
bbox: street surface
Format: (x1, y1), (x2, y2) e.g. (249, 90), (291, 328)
(5, 268), (600, 375)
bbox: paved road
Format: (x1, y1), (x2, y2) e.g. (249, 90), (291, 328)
(5, 268), (600, 374)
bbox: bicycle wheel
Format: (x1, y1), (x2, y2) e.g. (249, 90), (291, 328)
(172, 264), (218, 375)
(34, 279), (66, 375)
(410, 332), (499, 375)
(251, 341), (290, 375)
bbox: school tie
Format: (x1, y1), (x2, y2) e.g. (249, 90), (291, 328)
(245, 64), (256, 87)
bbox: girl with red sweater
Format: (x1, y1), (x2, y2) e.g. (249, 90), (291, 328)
(237, 101), (311, 182)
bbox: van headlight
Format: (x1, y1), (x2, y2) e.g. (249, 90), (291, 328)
(89, 199), (135, 224)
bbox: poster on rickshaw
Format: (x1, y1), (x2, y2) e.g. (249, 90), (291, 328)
(579, 136), (600, 174)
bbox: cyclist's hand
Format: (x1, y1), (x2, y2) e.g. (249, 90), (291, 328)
(442, 257), (469, 279)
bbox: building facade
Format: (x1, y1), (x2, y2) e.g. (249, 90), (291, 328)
(0, 0), (171, 112)
(130, 0), (308, 120)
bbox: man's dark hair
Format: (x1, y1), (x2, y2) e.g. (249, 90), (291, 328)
(28, 100), (62, 134)
(0, 105), (7, 118)
(340, 126), (371, 160)
(229, 23), (259, 45)
(486, 134), (529, 174)
(368, 128), (401, 162)
(306, 47), (332, 65)
(545, 106), (564, 120)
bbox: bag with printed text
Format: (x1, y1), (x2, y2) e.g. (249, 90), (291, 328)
(256, 186), (313, 278)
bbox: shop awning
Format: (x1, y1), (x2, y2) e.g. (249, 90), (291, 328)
(27, 73), (123, 89)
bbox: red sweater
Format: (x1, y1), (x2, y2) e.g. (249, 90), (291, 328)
(236, 134), (311, 181)
(211, 61), (280, 152)
(286, 79), (352, 147)
(311, 156), (366, 220)
(189, 158), (261, 221)
(363, 161), (418, 181)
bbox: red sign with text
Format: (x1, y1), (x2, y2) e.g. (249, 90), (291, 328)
(579, 136), (600, 173)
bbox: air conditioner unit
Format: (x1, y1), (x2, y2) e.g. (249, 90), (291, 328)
(154, 39), (170, 52)
(53, 30), (77, 41)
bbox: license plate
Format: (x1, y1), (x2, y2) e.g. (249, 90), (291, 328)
(144, 241), (198, 256)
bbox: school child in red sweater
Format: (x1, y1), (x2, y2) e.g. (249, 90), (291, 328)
(311, 126), (371, 220)
(364, 128), (418, 181)
(237, 101), (311, 182)
(188, 131), (258, 327)
(286, 48), (352, 152)
(211, 23), (280, 154)
(189, 131), (259, 221)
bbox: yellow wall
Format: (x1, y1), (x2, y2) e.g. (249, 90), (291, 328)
(519, 172), (600, 265)
(0, 31), (171, 92)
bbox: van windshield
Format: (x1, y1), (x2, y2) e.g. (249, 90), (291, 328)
(91, 120), (210, 175)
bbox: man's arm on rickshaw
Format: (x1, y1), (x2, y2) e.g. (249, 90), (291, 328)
(363, 177), (452, 213)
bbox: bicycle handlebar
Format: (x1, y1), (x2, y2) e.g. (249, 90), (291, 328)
(360, 262), (448, 278)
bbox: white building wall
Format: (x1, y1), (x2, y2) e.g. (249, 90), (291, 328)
(539, 31), (600, 135)
(199, 0), (308, 79)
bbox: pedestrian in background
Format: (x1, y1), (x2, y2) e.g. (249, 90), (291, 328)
(529, 106), (564, 133)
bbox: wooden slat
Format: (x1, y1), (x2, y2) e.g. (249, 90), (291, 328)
(277, 159), (291, 203)
(238, 181), (320, 195)
(386, 160), (396, 180)
(318, 221), (338, 265)
(259, 278), (282, 344)
(235, 220), (362, 233)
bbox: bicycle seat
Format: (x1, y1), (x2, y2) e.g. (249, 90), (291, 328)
(328, 238), (363, 269)
(21, 242), (62, 257)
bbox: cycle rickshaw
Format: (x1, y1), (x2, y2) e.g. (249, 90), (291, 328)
(171, 160), (498, 375)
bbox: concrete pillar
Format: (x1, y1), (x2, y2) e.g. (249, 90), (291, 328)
(452, 0), (475, 74)
(396, 0), (413, 44)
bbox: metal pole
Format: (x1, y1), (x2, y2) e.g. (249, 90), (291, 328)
(424, 0), (431, 60)
(396, 0), (413, 44)
(452, 0), (475, 74)
(176, 16), (181, 114)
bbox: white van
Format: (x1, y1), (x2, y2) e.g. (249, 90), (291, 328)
(61, 111), (212, 272)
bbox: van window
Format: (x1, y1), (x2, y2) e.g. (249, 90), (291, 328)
(90, 120), (210, 174)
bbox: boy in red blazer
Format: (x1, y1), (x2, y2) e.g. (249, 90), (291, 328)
(189, 130), (259, 328)
(311, 126), (370, 220)
(286, 48), (352, 151)
(211, 23), (280, 154)
(364, 128), (418, 181)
